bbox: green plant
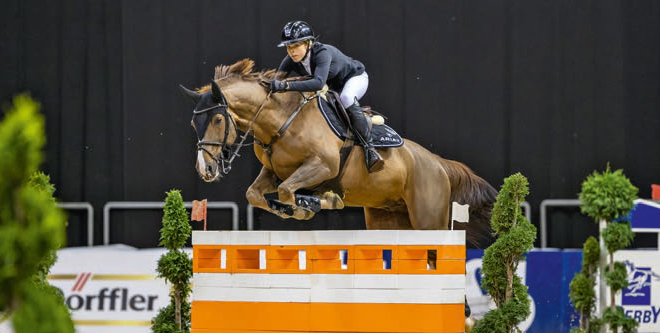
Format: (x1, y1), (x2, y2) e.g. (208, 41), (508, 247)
(152, 190), (192, 333)
(569, 237), (602, 333)
(579, 164), (637, 223)
(0, 95), (74, 332)
(578, 165), (638, 333)
(473, 173), (536, 333)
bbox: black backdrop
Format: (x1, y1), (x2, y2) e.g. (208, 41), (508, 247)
(1, 0), (659, 248)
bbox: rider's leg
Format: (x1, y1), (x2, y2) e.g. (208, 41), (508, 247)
(339, 72), (369, 108)
(340, 72), (384, 173)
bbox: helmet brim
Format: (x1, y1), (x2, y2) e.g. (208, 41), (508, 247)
(277, 36), (315, 47)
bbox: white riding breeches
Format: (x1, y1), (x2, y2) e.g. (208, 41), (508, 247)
(340, 72), (369, 108)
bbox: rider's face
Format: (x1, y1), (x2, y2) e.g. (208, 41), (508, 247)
(286, 41), (308, 63)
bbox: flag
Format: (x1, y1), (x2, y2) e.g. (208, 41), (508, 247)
(191, 199), (207, 221)
(452, 202), (470, 223)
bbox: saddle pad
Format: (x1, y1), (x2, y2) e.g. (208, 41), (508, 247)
(317, 98), (404, 148)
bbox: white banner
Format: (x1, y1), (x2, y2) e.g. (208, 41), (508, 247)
(0, 245), (192, 333)
(614, 250), (660, 331)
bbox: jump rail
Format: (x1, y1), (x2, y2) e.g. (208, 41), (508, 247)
(57, 202), (94, 247)
(191, 230), (466, 333)
(103, 201), (239, 245)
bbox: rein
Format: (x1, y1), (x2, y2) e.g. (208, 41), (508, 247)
(256, 91), (321, 163)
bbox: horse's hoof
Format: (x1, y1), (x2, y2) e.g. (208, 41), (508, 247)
(320, 191), (344, 209)
(292, 207), (315, 220)
(465, 316), (475, 332)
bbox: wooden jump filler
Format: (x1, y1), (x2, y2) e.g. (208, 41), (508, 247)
(191, 230), (466, 333)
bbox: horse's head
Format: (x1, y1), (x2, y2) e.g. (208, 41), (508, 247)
(180, 81), (238, 182)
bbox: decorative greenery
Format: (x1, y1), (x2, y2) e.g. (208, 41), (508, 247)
(579, 164), (637, 222)
(152, 190), (192, 333)
(0, 95), (74, 332)
(473, 173), (536, 333)
(577, 165), (638, 333)
(569, 237), (602, 333)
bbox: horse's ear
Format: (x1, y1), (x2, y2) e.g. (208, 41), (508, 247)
(211, 81), (222, 102)
(179, 84), (200, 104)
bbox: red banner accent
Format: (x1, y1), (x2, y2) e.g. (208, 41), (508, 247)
(192, 199), (208, 230)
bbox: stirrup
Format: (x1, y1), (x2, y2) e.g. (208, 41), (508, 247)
(365, 148), (384, 173)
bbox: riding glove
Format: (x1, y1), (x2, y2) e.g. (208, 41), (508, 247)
(270, 80), (288, 92)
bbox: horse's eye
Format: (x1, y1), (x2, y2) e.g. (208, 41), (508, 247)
(213, 117), (222, 124)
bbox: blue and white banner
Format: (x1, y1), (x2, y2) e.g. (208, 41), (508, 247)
(467, 249), (581, 333)
(615, 250), (660, 331)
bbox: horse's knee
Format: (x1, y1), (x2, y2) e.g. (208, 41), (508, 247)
(277, 183), (295, 204)
(246, 188), (264, 205)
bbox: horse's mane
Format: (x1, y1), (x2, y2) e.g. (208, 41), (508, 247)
(197, 58), (282, 93)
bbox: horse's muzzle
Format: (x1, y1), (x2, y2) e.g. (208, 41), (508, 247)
(196, 161), (222, 182)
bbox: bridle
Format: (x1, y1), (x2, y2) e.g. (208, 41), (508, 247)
(193, 81), (320, 177)
(192, 86), (272, 175)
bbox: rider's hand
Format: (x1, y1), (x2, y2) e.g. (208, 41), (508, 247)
(270, 80), (288, 92)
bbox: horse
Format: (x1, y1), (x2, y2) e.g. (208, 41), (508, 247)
(180, 58), (497, 248)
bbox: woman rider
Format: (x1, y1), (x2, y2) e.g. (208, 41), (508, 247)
(270, 20), (384, 173)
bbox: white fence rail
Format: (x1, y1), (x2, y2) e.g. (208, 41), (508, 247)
(56, 198), (593, 248)
(57, 202), (94, 247)
(102, 201), (239, 245)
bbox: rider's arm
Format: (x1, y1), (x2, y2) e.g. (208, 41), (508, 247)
(277, 56), (294, 77)
(286, 48), (330, 92)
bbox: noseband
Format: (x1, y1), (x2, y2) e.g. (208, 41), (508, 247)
(193, 87), (272, 175)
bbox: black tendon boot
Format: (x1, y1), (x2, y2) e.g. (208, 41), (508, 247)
(347, 102), (384, 173)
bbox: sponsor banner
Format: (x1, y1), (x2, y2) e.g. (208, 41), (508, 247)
(0, 245), (191, 333)
(630, 199), (660, 231)
(467, 249), (581, 333)
(615, 250), (660, 331)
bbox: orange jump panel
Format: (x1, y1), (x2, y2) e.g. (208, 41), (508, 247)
(310, 303), (464, 333)
(193, 245), (466, 274)
(192, 301), (310, 331)
(192, 301), (463, 333)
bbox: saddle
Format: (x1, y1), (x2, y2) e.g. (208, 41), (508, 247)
(317, 91), (404, 148)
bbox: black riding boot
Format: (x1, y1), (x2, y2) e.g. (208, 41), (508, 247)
(347, 102), (384, 173)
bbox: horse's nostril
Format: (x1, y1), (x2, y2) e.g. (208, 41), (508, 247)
(206, 165), (214, 174)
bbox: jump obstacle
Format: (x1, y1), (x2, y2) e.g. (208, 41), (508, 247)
(191, 230), (466, 333)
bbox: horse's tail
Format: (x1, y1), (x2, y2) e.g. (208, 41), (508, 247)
(439, 157), (498, 248)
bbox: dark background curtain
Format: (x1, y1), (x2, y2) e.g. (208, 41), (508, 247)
(1, 0), (658, 248)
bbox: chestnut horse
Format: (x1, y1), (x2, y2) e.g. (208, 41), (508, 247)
(180, 59), (497, 247)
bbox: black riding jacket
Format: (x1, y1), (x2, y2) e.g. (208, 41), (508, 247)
(277, 42), (365, 92)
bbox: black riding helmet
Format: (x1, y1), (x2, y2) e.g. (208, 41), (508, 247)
(278, 21), (316, 47)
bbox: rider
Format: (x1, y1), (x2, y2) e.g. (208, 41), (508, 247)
(270, 20), (384, 173)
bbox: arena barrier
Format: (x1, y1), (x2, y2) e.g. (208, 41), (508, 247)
(191, 230), (466, 333)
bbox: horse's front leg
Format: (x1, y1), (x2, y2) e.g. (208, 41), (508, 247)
(246, 166), (279, 212)
(278, 156), (335, 220)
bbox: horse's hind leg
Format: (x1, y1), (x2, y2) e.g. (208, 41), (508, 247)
(404, 162), (451, 230)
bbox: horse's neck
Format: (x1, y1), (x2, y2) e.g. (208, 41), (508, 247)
(227, 87), (302, 143)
